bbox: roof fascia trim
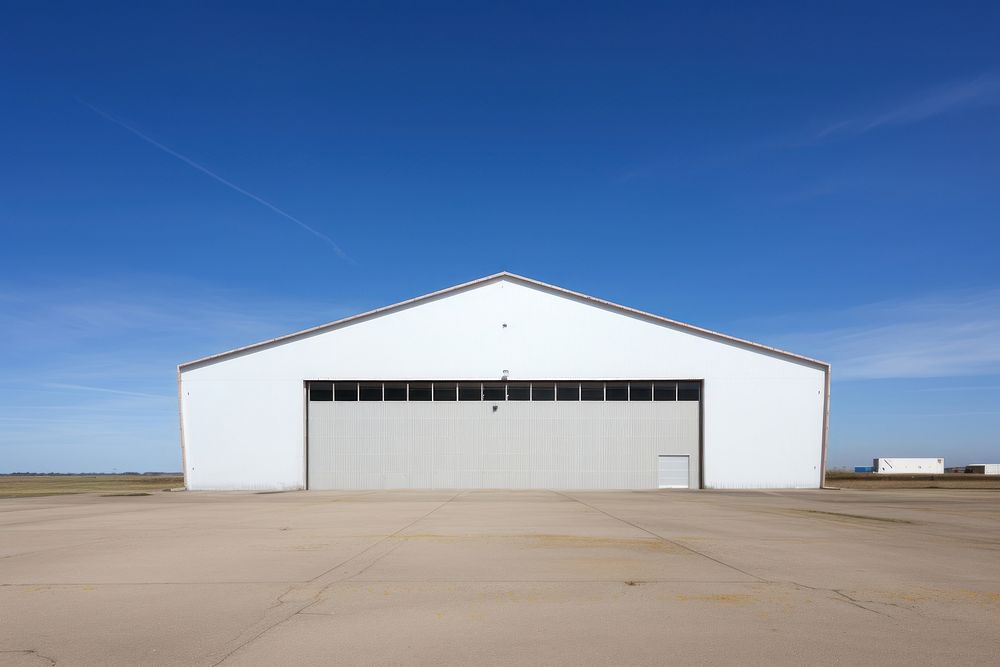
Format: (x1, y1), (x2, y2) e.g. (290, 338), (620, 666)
(179, 271), (829, 371)
(504, 273), (828, 369)
(178, 272), (509, 370)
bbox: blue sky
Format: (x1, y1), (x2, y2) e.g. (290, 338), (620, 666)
(2, 2), (998, 472)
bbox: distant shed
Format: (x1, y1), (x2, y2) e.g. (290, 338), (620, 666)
(965, 464), (1000, 475)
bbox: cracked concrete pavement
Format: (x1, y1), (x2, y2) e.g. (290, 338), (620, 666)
(1, 488), (998, 665)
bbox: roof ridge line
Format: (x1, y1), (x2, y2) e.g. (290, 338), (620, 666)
(178, 272), (829, 370)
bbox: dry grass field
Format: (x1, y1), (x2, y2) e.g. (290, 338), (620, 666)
(0, 475), (184, 499)
(826, 471), (1000, 489)
(2, 472), (999, 498)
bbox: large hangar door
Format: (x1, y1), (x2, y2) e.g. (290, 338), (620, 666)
(307, 381), (700, 490)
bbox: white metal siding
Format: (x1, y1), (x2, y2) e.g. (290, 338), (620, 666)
(181, 277), (826, 490)
(307, 401), (699, 490)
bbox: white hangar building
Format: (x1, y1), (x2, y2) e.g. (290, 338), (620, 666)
(178, 273), (830, 491)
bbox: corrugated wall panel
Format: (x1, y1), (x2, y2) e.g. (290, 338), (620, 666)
(307, 401), (699, 490)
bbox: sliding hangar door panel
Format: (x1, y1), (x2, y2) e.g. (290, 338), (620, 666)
(306, 381), (700, 490)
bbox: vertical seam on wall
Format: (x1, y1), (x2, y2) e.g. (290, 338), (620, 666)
(177, 367), (188, 489)
(303, 381), (309, 490)
(699, 379), (705, 490)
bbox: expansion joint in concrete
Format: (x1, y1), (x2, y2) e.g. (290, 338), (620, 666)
(209, 490), (465, 666)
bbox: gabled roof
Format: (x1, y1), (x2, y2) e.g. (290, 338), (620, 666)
(178, 272), (830, 371)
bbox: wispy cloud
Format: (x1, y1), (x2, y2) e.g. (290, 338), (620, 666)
(617, 74), (1000, 185)
(78, 99), (352, 261)
(759, 288), (1000, 380)
(0, 276), (343, 356)
(0, 277), (351, 471)
(905, 384), (1000, 393)
(816, 75), (1000, 140)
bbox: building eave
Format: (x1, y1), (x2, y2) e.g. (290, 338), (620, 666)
(178, 271), (830, 372)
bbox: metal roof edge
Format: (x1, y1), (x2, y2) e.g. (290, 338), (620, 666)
(178, 271), (830, 371)
(500, 272), (829, 369)
(178, 272), (509, 370)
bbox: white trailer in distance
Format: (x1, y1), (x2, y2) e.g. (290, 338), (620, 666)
(873, 458), (944, 474)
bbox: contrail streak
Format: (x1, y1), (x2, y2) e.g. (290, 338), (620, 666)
(44, 382), (171, 399)
(78, 99), (351, 260)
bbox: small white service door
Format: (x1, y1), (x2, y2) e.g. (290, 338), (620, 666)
(658, 455), (689, 489)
